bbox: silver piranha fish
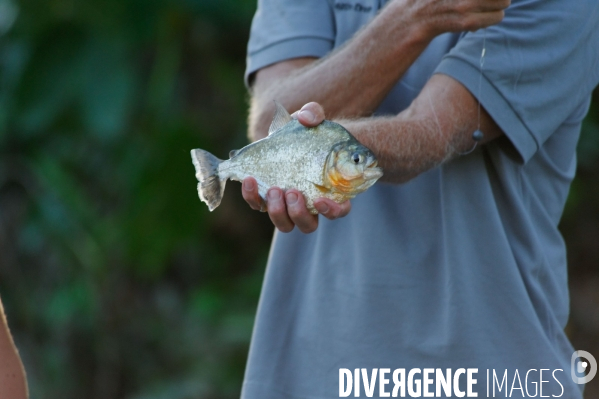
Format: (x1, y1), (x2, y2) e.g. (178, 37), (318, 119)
(191, 102), (383, 214)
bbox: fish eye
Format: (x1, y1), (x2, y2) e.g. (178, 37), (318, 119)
(352, 152), (362, 164)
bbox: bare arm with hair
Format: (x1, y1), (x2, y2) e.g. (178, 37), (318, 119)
(342, 73), (503, 183)
(248, 0), (510, 141)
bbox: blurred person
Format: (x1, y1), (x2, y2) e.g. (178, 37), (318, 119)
(240, 0), (599, 397)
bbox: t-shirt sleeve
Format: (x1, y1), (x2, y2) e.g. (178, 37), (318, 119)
(245, 0), (336, 87)
(435, 0), (599, 164)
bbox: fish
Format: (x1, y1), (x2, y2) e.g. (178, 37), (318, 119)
(191, 102), (383, 214)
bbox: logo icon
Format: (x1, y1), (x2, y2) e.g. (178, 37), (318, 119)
(571, 350), (597, 384)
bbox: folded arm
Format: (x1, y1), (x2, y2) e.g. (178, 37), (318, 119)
(248, 0), (509, 141)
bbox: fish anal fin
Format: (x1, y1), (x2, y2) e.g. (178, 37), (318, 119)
(268, 100), (292, 135)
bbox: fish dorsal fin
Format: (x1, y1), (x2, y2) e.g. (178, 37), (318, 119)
(268, 100), (292, 135)
(229, 149), (238, 158)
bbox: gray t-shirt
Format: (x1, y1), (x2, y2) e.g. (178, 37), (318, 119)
(243, 1), (599, 398)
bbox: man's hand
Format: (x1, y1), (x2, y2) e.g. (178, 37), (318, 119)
(242, 103), (351, 234)
(406, 0), (510, 37)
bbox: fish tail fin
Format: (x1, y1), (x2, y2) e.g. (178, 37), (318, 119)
(191, 149), (226, 211)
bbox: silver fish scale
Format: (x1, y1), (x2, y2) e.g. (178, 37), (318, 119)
(219, 119), (354, 212)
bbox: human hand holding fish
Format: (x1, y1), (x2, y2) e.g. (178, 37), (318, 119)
(243, 102), (352, 234)
(191, 102), (383, 234)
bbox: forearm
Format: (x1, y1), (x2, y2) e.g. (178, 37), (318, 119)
(342, 116), (464, 183)
(341, 74), (503, 183)
(249, 1), (433, 141)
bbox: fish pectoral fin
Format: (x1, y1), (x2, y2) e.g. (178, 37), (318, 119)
(268, 100), (292, 135)
(311, 182), (331, 193)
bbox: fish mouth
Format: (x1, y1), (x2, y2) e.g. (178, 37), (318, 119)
(363, 167), (383, 181)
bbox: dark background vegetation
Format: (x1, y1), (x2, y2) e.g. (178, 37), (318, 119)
(0, 0), (597, 398)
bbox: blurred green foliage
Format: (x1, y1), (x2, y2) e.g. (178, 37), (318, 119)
(0, 0), (597, 397)
(0, 0), (277, 397)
